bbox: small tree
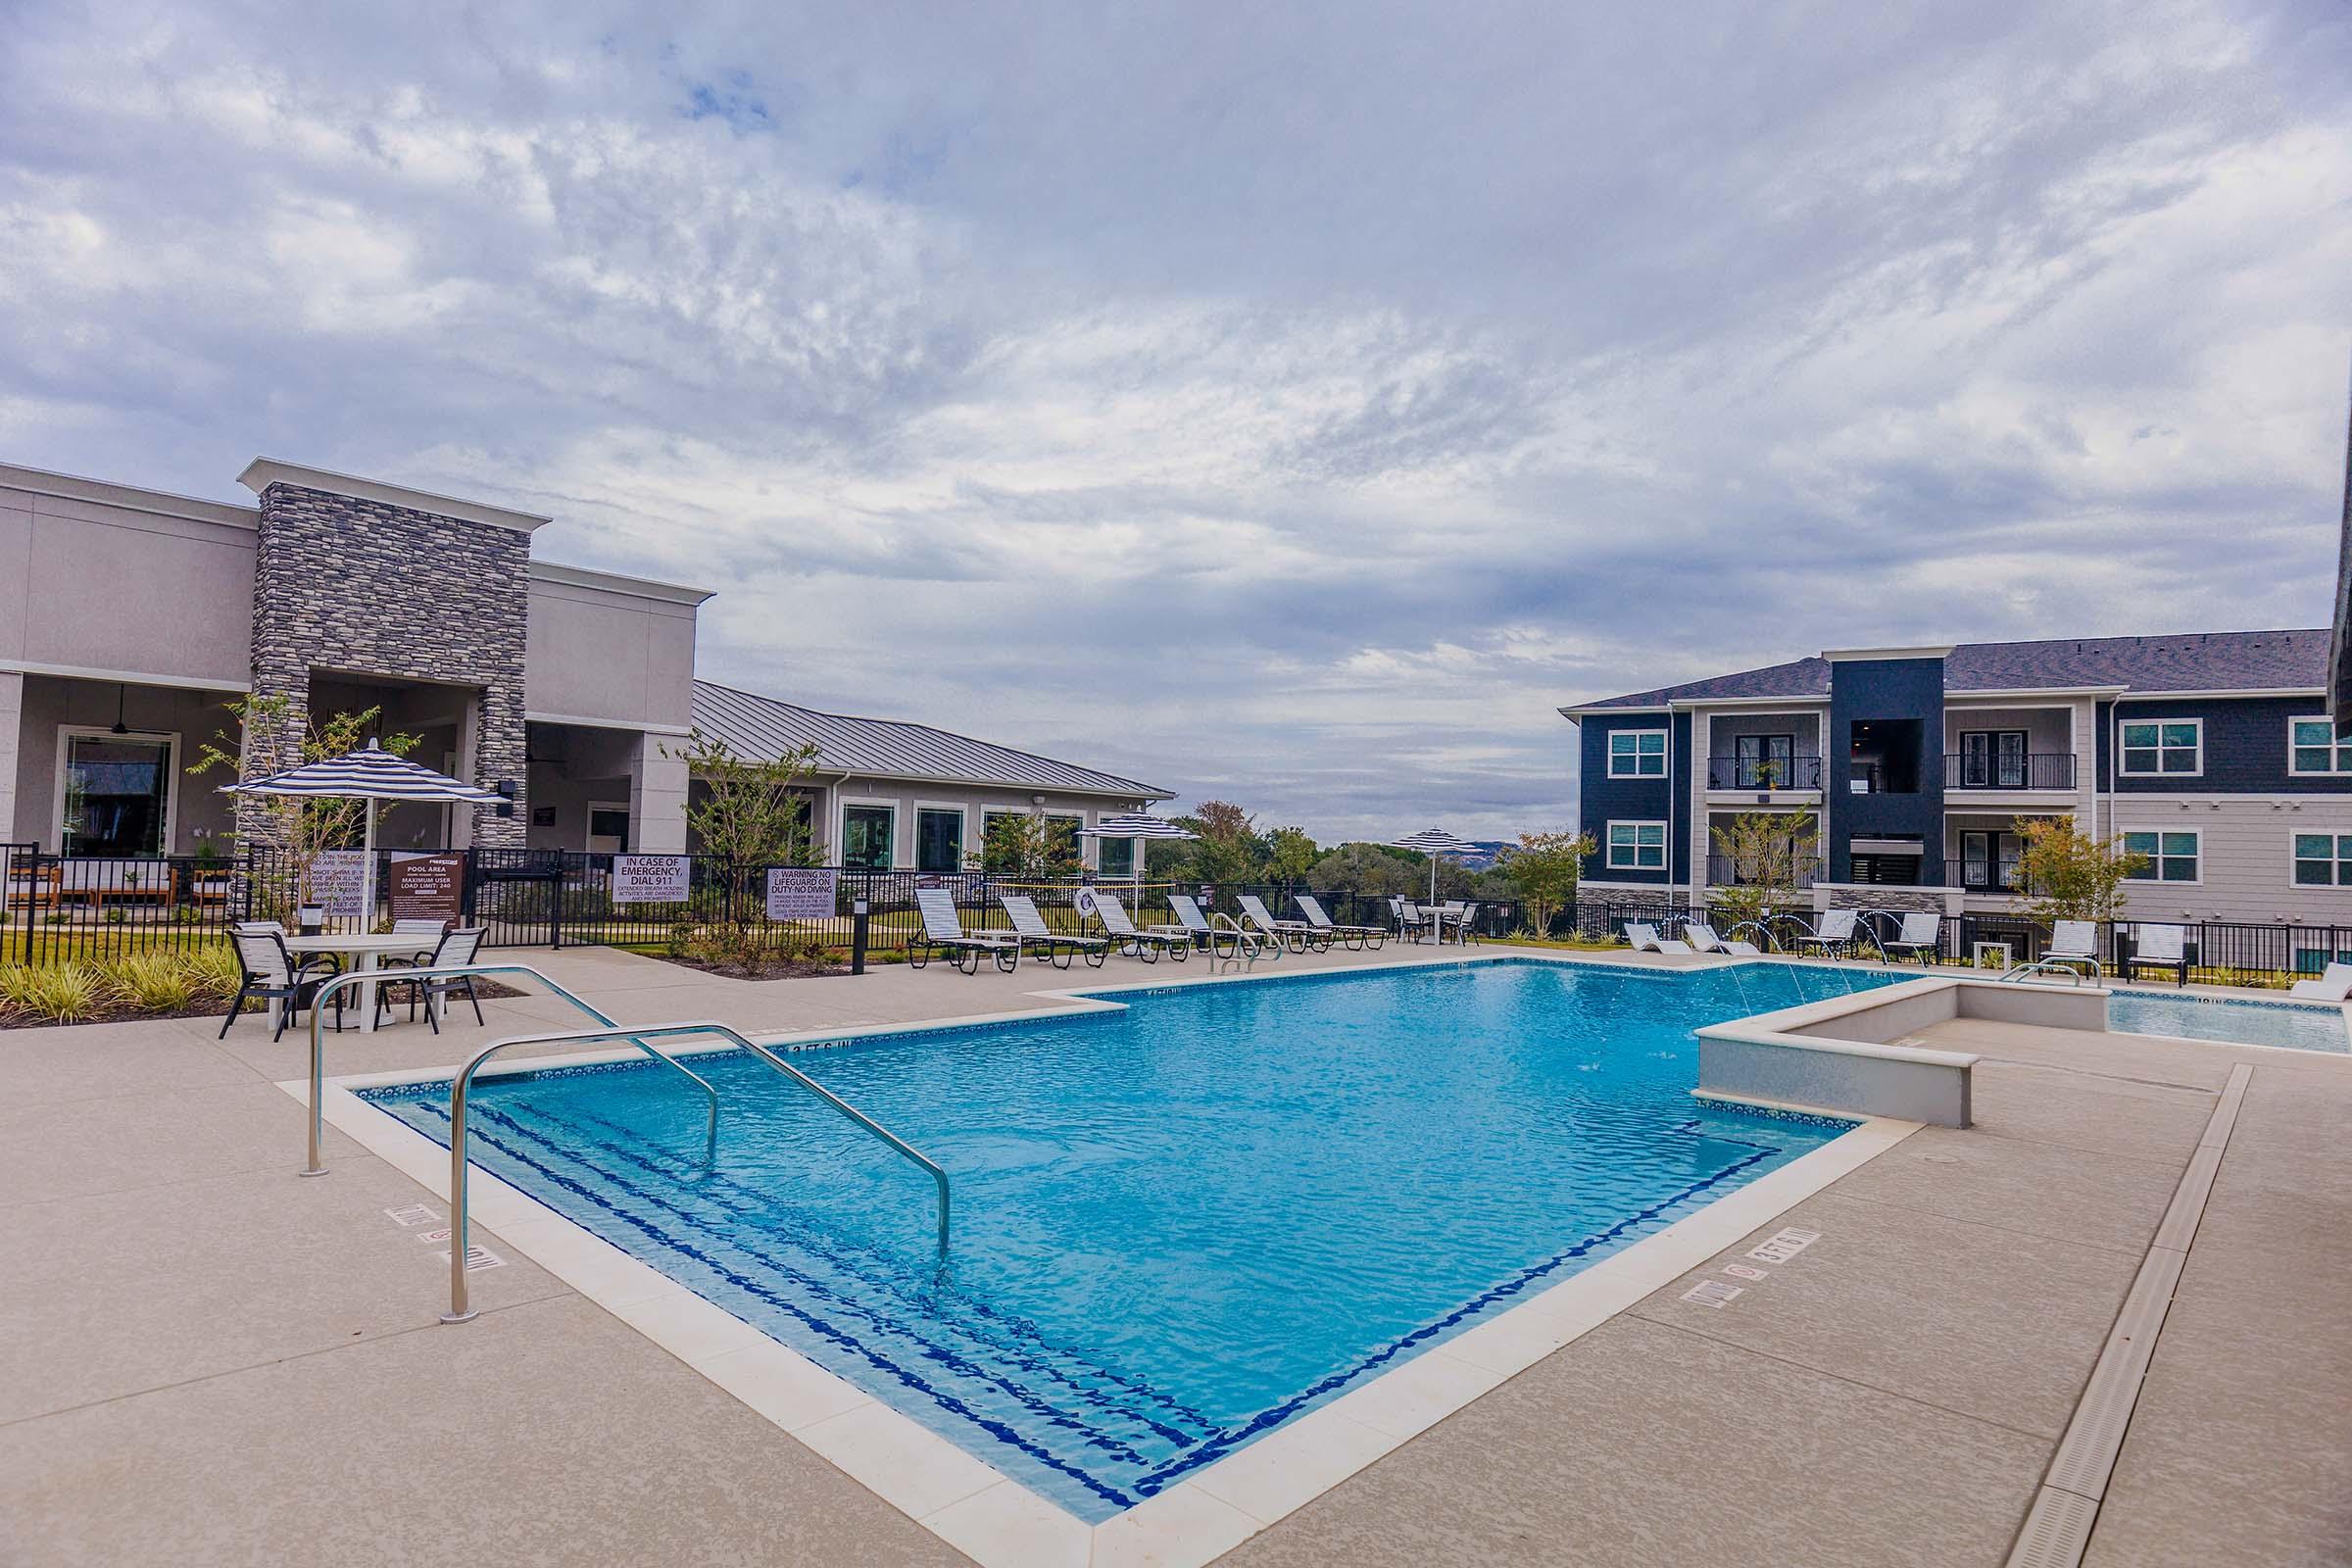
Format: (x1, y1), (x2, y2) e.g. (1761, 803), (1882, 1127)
(973, 810), (1083, 877)
(188, 696), (421, 925)
(1707, 811), (1818, 932)
(1179, 800), (1267, 885)
(1264, 826), (1318, 885)
(1306, 842), (1420, 897)
(2015, 817), (2147, 925)
(1500, 830), (1594, 937)
(664, 730), (826, 965)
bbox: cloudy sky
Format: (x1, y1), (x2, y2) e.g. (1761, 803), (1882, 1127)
(3, 1), (2348, 841)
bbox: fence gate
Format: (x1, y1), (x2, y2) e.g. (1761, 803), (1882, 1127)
(1, 843), (31, 964)
(468, 851), (566, 950)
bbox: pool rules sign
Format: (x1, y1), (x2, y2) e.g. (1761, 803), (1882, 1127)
(766, 867), (837, 920)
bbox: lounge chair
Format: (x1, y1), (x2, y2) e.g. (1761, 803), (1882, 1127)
(2289, 962), (2352, 1002)
(2046, 920), (2102, 978)
(2124, 924), (2189, 988)
(1684, 922), (1760, 957)
(1793, 908), (1860, 959)
(1239, 894), (1329, 953)
(1879, 912), (1943, 966)
(911, 888), (1020, 973)
(1087, 889), (1188, 961)
(1000, 895), (1107, 970)
(1168, 893), (1268, 962)
(1625, 921), (1693, 956)
(1295, 894), (1387, 951)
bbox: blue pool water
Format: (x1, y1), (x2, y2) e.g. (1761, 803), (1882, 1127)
(366, 958), (1894, 1518)
(2108, 988), (2349, 1054)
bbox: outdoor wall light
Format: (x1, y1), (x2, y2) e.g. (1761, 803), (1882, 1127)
(494, 779), (516, 818)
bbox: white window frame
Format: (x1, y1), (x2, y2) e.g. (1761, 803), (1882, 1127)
(2119, 826), (2201, 886)
(1605, 818), (1669, 871)
(911, 800), (970, 874)
(2116, 716), (2202, 778)
(2288, 715), (2352, 777)
(583, 800), (630, 852)
(53, 725), (181, 857)
(2289, 829), (2352, 889)
(1606, 728), (1670, 779)
(837, 796), (902, 870)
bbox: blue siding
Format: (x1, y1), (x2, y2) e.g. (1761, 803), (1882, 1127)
(1671, 711), (1693, 884)
(2109, 696), (2352, 794)
(1577, 712), (1674, 883)
(1827, 657), (1947, 883)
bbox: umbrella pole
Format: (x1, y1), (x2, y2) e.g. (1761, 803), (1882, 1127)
(362, 806), (376, 934)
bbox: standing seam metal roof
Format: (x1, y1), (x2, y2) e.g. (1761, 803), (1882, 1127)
(689, 681), (1170, 800)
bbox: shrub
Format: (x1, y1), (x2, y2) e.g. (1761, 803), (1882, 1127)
(100, 953), (199, 1012)
(0, 962), (109, 1023)
(178, 944), (246, 1006)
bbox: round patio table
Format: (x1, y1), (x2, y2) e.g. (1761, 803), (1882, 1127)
(280, 932), (439, 1034)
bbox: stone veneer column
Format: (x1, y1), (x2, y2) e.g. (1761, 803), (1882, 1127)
(244, 481), (532, 849)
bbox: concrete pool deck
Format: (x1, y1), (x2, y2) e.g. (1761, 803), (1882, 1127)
(3, 941), (2348, 1565)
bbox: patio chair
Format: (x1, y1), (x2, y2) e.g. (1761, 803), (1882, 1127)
(220, 921), (345, 1042)
(2046, 920), (2103, 978)
(1683, 922), (1760, 957)
(389, 916), (451, 965)
(1239, 894), (1329, 953)
(376, 925), (489, 1031)
(1792, 909), (1860, 959)
(1296, 893), (1387, 951)
(2124, 924), (2189, 988)
(1450, 902), (1482, 946)
(2289, 962), (2352, 1002)
(1088, 890), (1188, 962)
(1000, 895), (1107, 970)
(1625, 921), (1693, 956)
(1879, 912), (1943, 966)
(1167, 893), (1267, 962)
(911, 888), (1020, 974)
(1396, 899), (1445, 944)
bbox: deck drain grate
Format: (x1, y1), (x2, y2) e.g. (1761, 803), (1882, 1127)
(2010, 1486), (2099, 1568)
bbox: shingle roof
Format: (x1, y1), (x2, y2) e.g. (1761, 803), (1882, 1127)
(690, 681), (1170, 800)
(1569, 629), (2328, 711)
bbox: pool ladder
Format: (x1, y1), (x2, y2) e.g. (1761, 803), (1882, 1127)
(297, 967), (952, 1323)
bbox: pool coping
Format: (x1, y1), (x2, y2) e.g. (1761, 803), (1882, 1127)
(281, 951), (1923, 1568)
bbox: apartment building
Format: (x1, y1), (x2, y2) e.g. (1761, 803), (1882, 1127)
(1560, 631), (2352, 924)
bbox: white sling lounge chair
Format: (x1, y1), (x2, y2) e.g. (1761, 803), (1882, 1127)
(1793, 908), (1860, 959)
(2047, 920), (2102, 978)
(1683, 922), (1760, 957)
(2289, 962), (2352, 1001)
(1879, 912), (1942, 966)
(912, 888), (1020, 974)
(1000, 894), (1107, 970)
(1295, 894), (1387, 951)
(1168, 893), (1267, 962)
(1625, 921), (1693, 956)
(1089, 889), (1188, 962)
(1239, 894), (1328, 953)
(2124, 924), (2189, 987)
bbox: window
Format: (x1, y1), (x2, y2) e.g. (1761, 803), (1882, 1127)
(2120, 719), (2200, 777)
(841, 804), (896, 869)
(58, 730), (175, 856)
(1959, 829), (2023, 891)
(1957, 730), (2029, 789)
(2123, 830), (2199, 883)
(1098, 834), (1135, 878)
(914, 807), (964, 873)
(2293, 833), (2352, 887)
(1045, 814), (1084, 855)
(1731, 733), (1795, 788)
(2290, 717), (2352, 776)
(1605, 820), (1667, 870)
(1607, 729), (1668, 778)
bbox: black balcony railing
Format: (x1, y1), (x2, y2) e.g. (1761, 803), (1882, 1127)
(1942, 753), (2076, 790)
(1705, 755), (1825, 790)
(1704, 855), (1823, 889)
(1944, 858), (2026, 894)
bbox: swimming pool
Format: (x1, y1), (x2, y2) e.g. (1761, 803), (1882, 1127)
(365, 958), (1898, 1520)
(2108, 988), (2349, 1054)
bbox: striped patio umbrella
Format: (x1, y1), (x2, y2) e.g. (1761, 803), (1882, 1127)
(1391, 827), (1476, 903)
(223, 739), (504, 920)
(1078, 811), (1197, 886)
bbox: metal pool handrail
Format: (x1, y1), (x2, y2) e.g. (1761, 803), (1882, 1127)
(1997, 956), (2101, 985)
(440, 1019), (952, 1323)
(301, 963), (718, 1177)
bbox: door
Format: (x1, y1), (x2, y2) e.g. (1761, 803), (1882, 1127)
(1735, 733), (1795, 789)
(1960, 830), (2023, 890)
(586, 804), (630, 855)
(1960, 730), (2028, 788)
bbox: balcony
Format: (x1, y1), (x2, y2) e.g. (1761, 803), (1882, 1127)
(1944, 858), (2026, 894)
(1705, 855), (1823, 889)
(1705, 755), (1825, 791)
(1941, 753), (2076, 791)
